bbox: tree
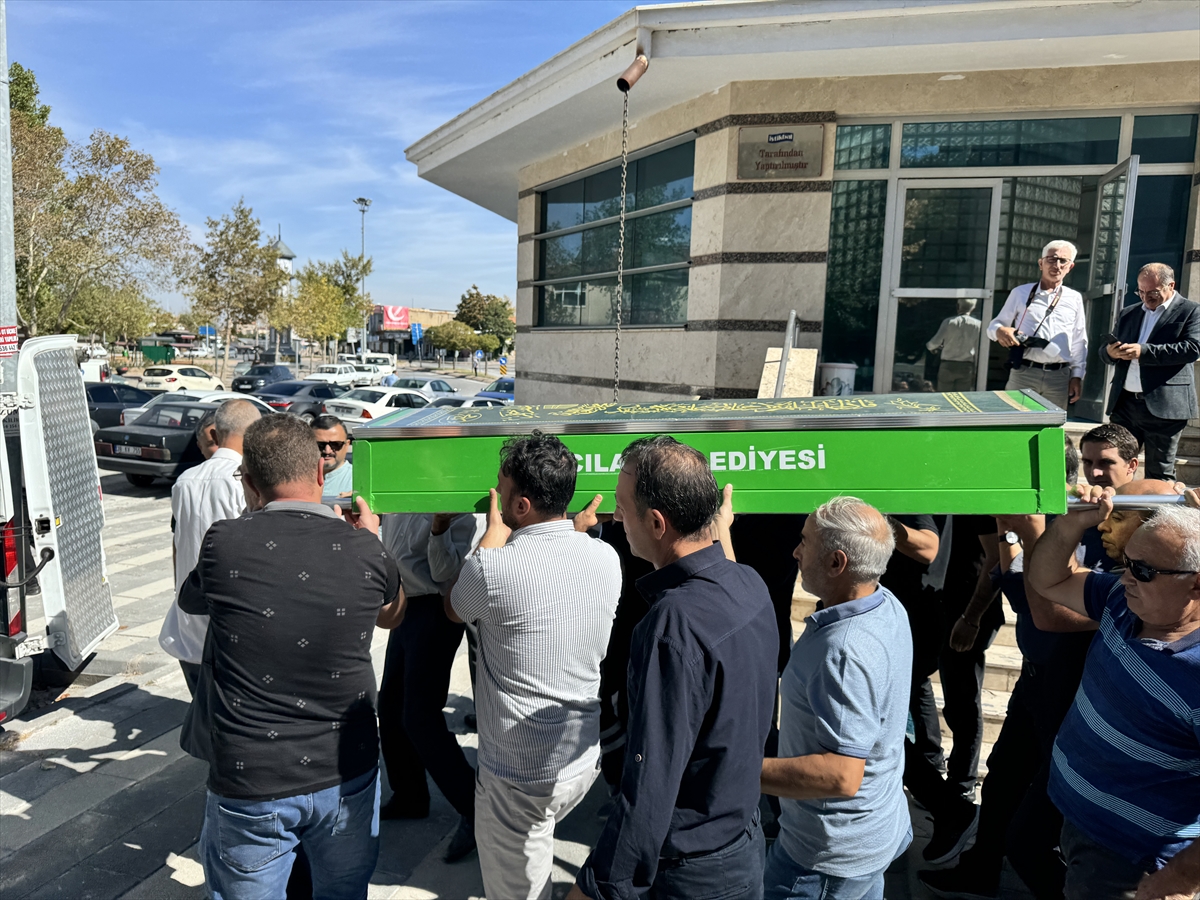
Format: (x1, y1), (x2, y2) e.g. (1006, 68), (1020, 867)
(189, 199), (288, 378)
(67, 283), (160, 344)
(291, 265), (346, 367)
(312, 250), (374, 338)
(427, 320), (478, 367)
(9, 62), (51, 127)
(454, 285), (515, 352)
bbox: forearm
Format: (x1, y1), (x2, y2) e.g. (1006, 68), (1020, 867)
(1027, 515), (1087, 595)
(761, 753), (864, 801)
(376, 591), (406, 629)
(1137, 838), (1200, 900)
(890, 521), (938, 565)
(1141, 339), (1200, 367)
(958, 567), (999, 627)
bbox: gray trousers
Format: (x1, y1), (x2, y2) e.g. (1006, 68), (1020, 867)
(937, 360), (977, 392)
(1006, 365), (1071, 411)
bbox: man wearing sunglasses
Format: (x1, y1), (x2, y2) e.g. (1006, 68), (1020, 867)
(1104, 262), (1200, 480)
(312, 414), (353, 498)
(987, 240), (1088, 411)
(1027, 487), (1200, 900)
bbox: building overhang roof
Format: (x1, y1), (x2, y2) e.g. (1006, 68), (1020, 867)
(404, 0), (1200, 222)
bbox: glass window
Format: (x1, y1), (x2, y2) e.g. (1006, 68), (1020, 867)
(1131, 115), (1198, 164)
(900, 118), (1120, 168)
(899, 187), (994, 288)
(346, 389), (384, 403)
(89, 385), (118, 402)
(1125, 174), (1192, 303)
(819, 181), (888, 392)
(834, 124), (891, 170)
(536, 141), (694, 327)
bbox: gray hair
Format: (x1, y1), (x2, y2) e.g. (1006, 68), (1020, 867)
(811, 497), (895, 583)
(1139, 262), (1175, 287)
(1041, 240), (1077, 261)
(242, 414), (320, 490)
(1139, 506), (1200, 571)
(956, 298), (978, 315)
(213, 399), (262, 442)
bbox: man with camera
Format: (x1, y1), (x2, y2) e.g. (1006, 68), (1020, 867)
(987, 240), (1088, 411)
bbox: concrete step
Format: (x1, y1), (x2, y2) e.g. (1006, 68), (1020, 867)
(933, 681), (1010, 745)
(932, 643), (1023, 693)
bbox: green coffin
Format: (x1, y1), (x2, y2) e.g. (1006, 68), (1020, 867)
(350, 391), (1066, 516)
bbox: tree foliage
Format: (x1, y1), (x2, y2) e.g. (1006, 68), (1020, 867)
(68, 283), (163, 343)
(189, 199), (287, 377)
(427, 320), (478, 354)
(455, 284), (515, 352)
(9, 63), (51, 127)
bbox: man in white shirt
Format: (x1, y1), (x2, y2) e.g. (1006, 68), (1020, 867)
(987, 240), (1088, 411)
(312, 414), (354, 498)
(1104, 262), (1200, 479)
(927, 298), (982, 391)
(159, 398), (261, 694)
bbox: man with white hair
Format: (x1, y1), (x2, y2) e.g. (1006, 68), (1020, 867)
(160, 398), (262, 694)
(988, 239), (1088, 410)
(760, 498), (913, 900)
(1104, 261), (1200, 480)
(927, 298), (982, 391)
(1027, 491), (1200, 900)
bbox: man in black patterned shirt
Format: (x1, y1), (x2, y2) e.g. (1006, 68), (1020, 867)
(179, 414), (404, 899)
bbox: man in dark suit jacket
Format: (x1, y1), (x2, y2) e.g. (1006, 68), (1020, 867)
(1104, 262), (1200, 479)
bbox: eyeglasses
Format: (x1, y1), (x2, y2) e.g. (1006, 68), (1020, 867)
(1041, 256), (1074, 267)
(1135, 288), (1171, 299)
(1122, 554), (1198, 583)
(316, 441), (348, 451)
(233, 467), (244, 480)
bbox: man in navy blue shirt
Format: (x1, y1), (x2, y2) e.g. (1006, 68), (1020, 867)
(571, 436), (778, 900)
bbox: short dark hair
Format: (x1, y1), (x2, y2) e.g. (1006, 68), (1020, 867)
(498, 430), (577, 517)
(1081, 423), (1139, 462)
(620, 435), (719, 540)
(243, 415), (321, 490)
(311, 414), (349, 438)
(1065, 435), (1079, 485)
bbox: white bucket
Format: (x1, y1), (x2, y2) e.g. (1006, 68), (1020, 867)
(819, 362), (857, 396)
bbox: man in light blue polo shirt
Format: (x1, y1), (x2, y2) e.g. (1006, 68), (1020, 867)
(761, 497), (913, 900)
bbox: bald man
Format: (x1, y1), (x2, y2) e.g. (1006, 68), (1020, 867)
(1095, 479), (1184, 563)
(160, 399), (262, 694)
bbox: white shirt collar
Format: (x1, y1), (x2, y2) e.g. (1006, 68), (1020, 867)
(1142, 293), (1175, 316)
(211, 447), (242, 463)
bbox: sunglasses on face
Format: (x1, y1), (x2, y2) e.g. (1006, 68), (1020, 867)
(1123, 554), (1198, 583)
(316, 441), (348, 451)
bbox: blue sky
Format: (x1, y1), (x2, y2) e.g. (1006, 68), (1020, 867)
(9, 0), (641, 311)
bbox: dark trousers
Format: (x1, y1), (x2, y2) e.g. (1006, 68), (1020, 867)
(904, 590), (947, 773)
(377, 595), (476, 820)
(651, 809), (765, 900)
(1111, 391), (1188, 480)
(180, 660), (201, 698)
(936, 603), (1001, 794)
(1060, 819), (1151, 900)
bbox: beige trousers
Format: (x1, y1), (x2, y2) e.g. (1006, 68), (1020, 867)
(475, 762), (600, 900)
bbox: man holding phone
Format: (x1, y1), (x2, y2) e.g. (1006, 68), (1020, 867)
(1103, 262), (1200, 480)
(987, 240), (1088, 411)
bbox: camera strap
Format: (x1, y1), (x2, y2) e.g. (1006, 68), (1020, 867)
(1014, 282), (1062, 341)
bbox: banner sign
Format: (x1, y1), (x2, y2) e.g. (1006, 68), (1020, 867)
(381, 306), (410, 331)
(737, 124), (824, 180)
(0, 325), (19, 357)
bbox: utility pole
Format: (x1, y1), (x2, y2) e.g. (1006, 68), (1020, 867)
(354, 197), (371, 362)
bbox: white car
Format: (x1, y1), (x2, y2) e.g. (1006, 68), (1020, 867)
(141, 365), (224, 392)
(119, 390), (274, 425)
(429, 396), (509, 409)
(324, 387), (429, 423)
(307, 364), (359, 387)
(351, 364), (385, 386)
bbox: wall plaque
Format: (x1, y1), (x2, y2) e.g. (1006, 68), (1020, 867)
(737, 124), (824, 180)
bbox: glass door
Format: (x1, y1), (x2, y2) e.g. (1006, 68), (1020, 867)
(1076, 156), (1139, 422)
(878, 180), (1003, 393)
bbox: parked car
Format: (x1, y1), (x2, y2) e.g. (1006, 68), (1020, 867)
(234, 361), (254, 376)
(253, 381), (348, 422)
(307, 364), (359, 387)
(323, 387), (429, 423)
(119, 390), (275, 426)
(94, 401), (216, 487)
(391, 374), (458, 400)
(429, 396), (509, 409)
(231, 364), (294, 393)
(141, 364), (225, 392)
(474, 377), (515, 404)
(351, 364), (385, 387)
(85, 382), (155, 432)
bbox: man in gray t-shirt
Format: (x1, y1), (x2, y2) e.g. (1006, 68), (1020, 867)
(450, 432), (620, 900)
(761, 498), (913, 900)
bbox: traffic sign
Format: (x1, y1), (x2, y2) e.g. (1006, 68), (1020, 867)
(345, 327), (358, 342)
(411, 322), (423, 343)
(474, 349), (484, 361)
(498, 356), (507, 365)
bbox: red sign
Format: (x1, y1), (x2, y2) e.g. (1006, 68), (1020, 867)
(0, 325), (18, 357)
(381, 306), (410, 331)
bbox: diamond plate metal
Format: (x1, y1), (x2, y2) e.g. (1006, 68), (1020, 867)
(32, 348), (114, 661)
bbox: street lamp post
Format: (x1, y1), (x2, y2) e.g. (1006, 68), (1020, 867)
(354, 197), (371, 362)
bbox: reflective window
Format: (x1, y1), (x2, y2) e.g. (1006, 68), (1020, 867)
(819, 180), (888, 391)
(1131, 115), (1198, 164)
(834, 124), (891, 170)
(537, 142), (694, 327)
(900, 118), (1120, 167)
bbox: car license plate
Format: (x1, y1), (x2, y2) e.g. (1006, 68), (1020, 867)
(15, 635), (47, 659)
(114, 445), (142, 457)
(329, 405), (353, 415)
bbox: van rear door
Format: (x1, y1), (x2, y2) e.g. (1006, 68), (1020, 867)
(18, 335), (116, 669)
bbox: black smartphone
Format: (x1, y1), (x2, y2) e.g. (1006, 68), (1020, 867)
(1100, 332), (1119, 346)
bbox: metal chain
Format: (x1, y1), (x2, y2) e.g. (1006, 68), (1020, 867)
(613, 89), (629, 403)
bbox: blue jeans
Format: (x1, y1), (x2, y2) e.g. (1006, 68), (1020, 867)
(200, 768), (380, 900)
(650, 808), (764, 899)
(763, 840), (891, 900)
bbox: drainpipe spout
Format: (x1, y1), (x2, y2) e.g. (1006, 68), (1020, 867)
(616, 26), (652, 92)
